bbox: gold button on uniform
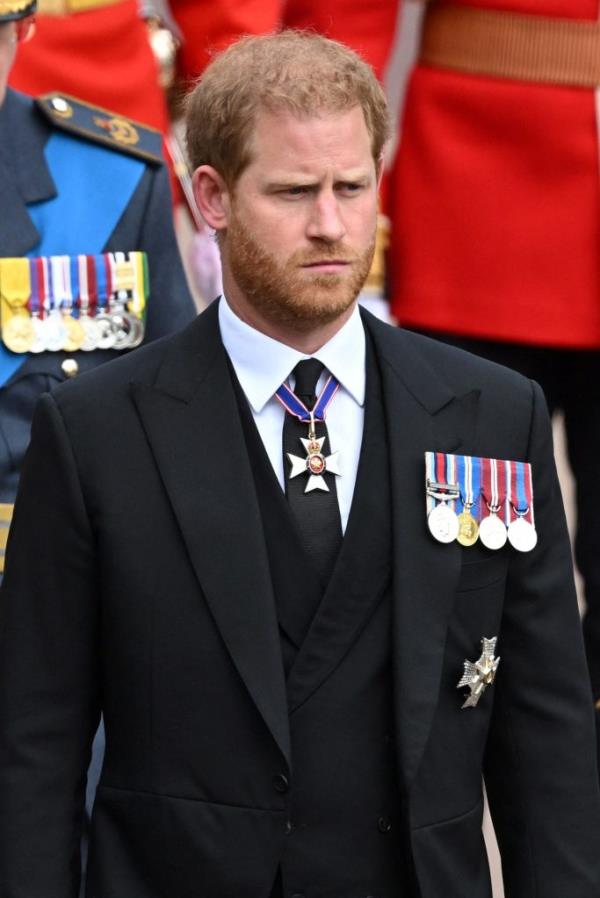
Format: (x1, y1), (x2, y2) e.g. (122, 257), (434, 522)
(61, 358), (79, 378)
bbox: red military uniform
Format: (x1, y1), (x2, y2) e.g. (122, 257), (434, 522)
(389, 0), (600, 348)
(390, 0), (600, 757)
(170, 0), (399, 83)
(170, 0), (280, 82)
(9, 0), (169, 133)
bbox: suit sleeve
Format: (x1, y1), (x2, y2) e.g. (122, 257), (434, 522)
(110, 161), (196, 342)
(484, 380), (600, 896)
(0, 394), (100, 898)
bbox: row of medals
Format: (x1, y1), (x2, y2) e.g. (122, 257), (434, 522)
(3, 303), (144, 354)
(427, 483), (537, 553)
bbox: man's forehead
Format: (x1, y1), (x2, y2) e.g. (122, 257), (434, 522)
(246, 105), (373, 170)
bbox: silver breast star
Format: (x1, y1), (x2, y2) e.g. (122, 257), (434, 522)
(287, 435), (342, 493)
(457, 637), (500, 709)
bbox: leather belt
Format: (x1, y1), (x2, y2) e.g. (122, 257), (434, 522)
(420, 2), (600, 89)
(38, 0), (126, 14)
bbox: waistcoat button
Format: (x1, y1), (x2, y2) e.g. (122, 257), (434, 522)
(273, 774), (289, 793)
(377, 815), (392, 833)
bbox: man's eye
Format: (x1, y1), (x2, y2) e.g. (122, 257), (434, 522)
(284, 186), (309, 196)
(338, 183), (362, 194)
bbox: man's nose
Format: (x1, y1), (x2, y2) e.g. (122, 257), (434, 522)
(306, 192), (346, 243)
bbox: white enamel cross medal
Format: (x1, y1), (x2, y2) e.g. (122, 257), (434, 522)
(287, 413), (342, 493)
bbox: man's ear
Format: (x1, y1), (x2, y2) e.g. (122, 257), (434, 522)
(192, 165), (231, 232)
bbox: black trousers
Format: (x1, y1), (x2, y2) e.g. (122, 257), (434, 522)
(413, 331), (600, 714)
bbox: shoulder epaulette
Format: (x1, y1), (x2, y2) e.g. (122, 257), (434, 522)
(35, 93), (164, 166)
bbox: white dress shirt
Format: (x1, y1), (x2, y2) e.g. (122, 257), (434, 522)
(218, 296), (366, 533)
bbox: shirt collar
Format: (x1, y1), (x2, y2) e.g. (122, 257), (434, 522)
(218, 295), (366, 413)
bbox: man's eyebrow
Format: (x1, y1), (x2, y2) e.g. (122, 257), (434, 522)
(263, 171), (373, 190)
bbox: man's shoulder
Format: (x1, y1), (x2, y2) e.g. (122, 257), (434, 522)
(51, 307), (209, 418)
(365, 311), (532, 397)
(33, 92), (164, 166)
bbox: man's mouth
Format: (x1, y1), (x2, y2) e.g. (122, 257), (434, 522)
(301, 261), (350, 272)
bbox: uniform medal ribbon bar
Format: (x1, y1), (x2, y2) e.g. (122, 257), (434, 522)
(0, 252), (149, 355)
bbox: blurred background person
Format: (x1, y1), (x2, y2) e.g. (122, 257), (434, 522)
(388, 0), (600, 758)
(0, 0), (195, 562)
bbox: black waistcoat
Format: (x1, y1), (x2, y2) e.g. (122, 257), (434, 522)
(233, 340), (410, 898)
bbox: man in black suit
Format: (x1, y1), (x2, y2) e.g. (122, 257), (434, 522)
(1, 30), (599, 898)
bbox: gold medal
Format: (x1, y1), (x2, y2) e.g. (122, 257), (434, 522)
(3, 314), (35, 353)
(62, 315), (85, 352)
(456, 510), (479, 547)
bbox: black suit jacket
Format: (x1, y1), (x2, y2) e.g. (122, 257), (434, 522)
(1, 303), (599, 898)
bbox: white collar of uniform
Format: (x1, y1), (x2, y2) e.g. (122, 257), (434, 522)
(218, 295), (366, 414)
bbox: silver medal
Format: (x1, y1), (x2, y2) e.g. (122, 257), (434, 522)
(427, 502), (460, 544)
(126, 315), (145, 348)
(44, 311), (67, 352)
(507, 516), (538, 553)
(457, 637), (500, 709)
(479, 512), (507, 551)
(95, 313), (116, 349)
(111, 311), (135, 350)
(80, 315), (101, 351)
(29, 316), (46, 354)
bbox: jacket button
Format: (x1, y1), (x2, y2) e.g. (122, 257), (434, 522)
(284, 820), (293, 835)
(61, 358), (79, 378)
(377, 816), (392, 833)
(273, 774), (289, 794)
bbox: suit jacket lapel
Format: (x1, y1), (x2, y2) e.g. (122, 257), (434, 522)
(364, 313), (480, 792)
(0, 90), (56, 255)
(131, 303), (290, 765)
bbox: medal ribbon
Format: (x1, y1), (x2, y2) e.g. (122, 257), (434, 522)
(49, 255), (63, 315)
(456, 454), (482, 519)
(456, 455), (467, 515)
(94, 255), (109, 312)
(79, 255), (90, 316)
(510, 460), (534, 525)
(481, 456), (507, 515)
(69, 255), (80, 319)
(275, 371), (340, 423)
(87, 255), (99, 316)
(425, 451), (435, 515)
(470, 455), (482, 520)
(446, 453), (458, 514)
(62, 255), (74, 318)
(129, 252), (147, 318)
(29, 258), (41, 318)
(104, 253), (116, 308)
(40, 257), (49, 319)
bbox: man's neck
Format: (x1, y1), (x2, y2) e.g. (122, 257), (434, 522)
(223, 287), (357, 355)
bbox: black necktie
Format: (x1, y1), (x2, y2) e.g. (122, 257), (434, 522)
(282, 359), (343, 589)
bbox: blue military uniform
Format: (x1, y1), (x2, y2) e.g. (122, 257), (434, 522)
(0, 88), (195, 550)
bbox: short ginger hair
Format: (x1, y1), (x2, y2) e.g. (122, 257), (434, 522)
(185, 30), (391, 186)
